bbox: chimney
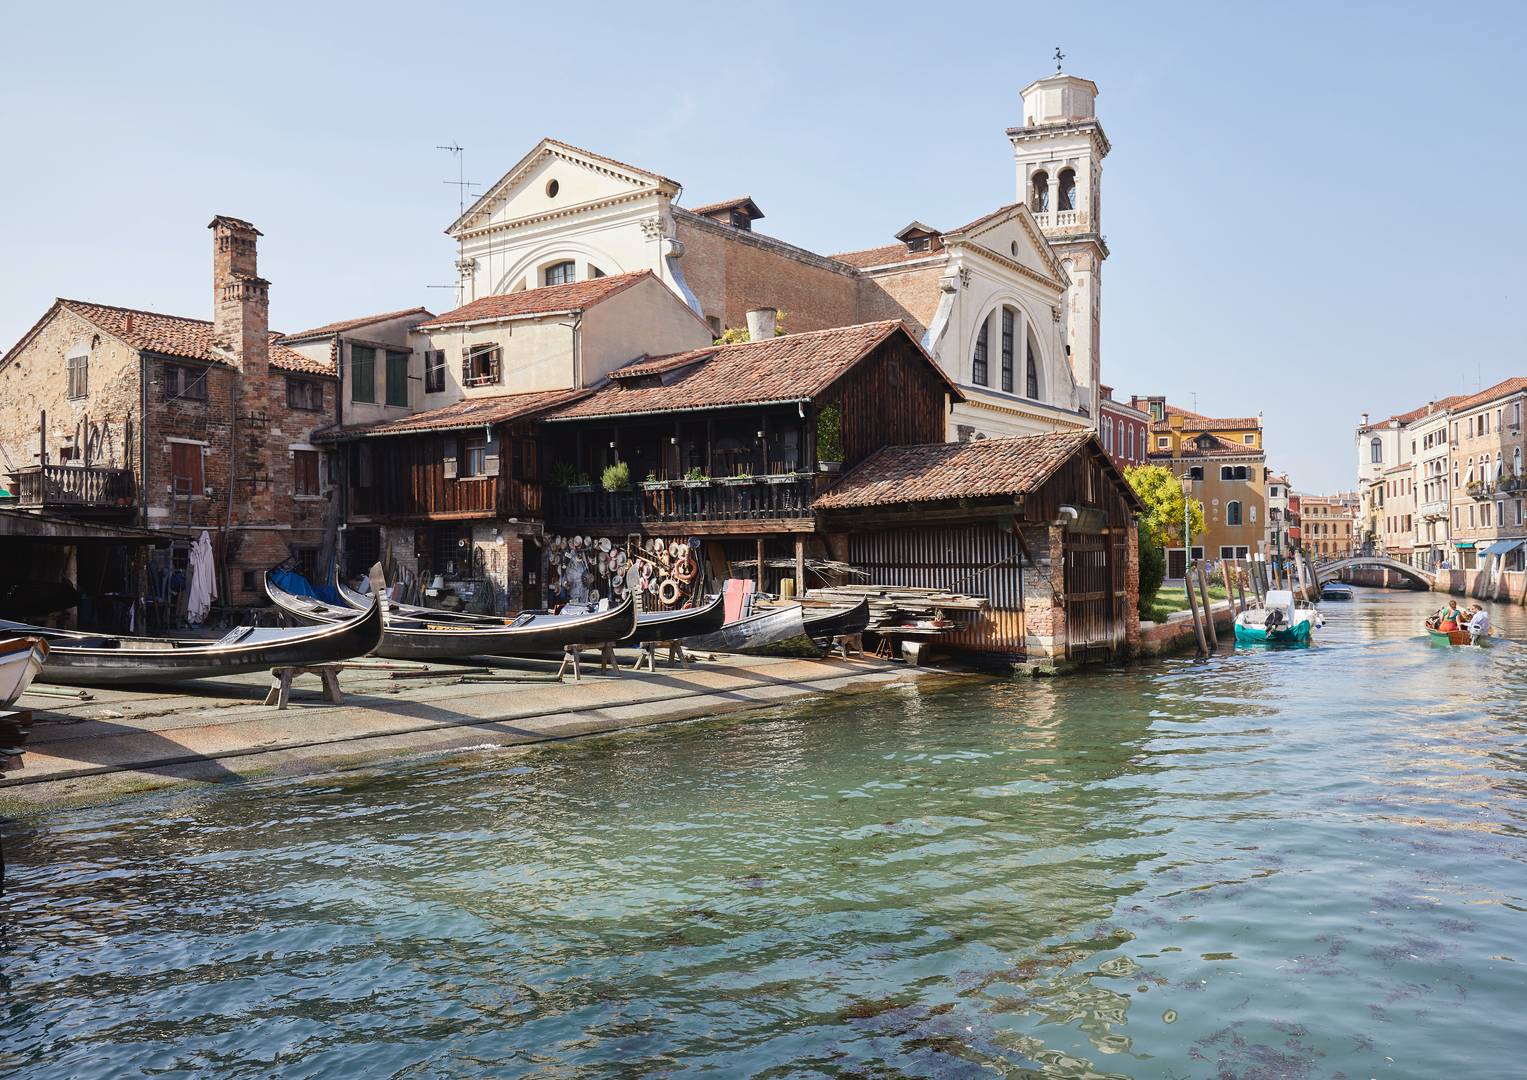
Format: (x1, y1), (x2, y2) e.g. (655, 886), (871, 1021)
(209, 215), (269, 382)
(745, 307), (777, 341)
(1360, 412), (1369, 426)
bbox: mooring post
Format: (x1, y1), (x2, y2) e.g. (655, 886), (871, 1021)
(1184, 562), (1209, 658)
(1197, 562), (1219, 648)
(1222, 560), (1237, 614)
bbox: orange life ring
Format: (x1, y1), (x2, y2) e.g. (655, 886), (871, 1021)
(673, 555), (697, 583)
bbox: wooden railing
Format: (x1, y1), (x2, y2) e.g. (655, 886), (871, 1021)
(8, 465), (135, 509)
(548, 475), (817, 530)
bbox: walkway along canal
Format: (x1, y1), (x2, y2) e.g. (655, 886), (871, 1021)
(1, 587), (1524, 1077)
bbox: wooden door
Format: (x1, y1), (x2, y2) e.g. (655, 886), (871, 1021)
(1065, 532), (1112, 660)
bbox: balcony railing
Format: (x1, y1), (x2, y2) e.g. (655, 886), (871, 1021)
(8, 465), (135, 510)
(548, 475), (817, 531)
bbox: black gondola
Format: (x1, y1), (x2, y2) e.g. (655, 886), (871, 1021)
(0, 596), (383, 686)
(801, 598), (872, 641)
(266, 574), (637, 661)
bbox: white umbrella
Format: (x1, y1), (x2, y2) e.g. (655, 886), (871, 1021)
(186, 529), (218, 624)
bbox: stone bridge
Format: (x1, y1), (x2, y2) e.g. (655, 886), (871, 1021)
(1313, 556), (1435, 589)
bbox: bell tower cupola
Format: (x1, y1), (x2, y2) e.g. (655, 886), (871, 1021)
(1008, 68), (1110, 423)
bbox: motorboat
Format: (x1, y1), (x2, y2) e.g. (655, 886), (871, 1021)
(0, 598), (383, 686)
(267, 574), (637, 661)
(1233, 589), (1321, 646)
(0, 637), (50, 706)
(1319, 582), (1355, 601)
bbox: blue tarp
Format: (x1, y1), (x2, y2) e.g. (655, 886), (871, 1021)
(269, 562), (342, 605)
(1478, 538), (1525, 559)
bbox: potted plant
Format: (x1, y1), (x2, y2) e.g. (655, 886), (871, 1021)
(601, 461), (631, 492)
(718, 469), (755, 486)
(640, 470), (669, 491)
(680, 467), (711, 488)
(816, 400), (844, 474)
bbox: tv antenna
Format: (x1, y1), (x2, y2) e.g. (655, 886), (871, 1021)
(437, 142), (479, 217)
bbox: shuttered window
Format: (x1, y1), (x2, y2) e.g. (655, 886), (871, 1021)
(385, 350), (409, 407)
(293, 449), (320, 495)
(463, 345), (501, 387)
(67, 353), (89, 399)
(286, 377), (323, 411)
(424, 349), (446, 393)
(170, 443), (203, 495)
(351, 346), (376, 403)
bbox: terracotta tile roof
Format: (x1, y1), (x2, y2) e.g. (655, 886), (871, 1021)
(1148, 433), (1260, 459)
(1143, 402), (1260, 433)
(415, 272), (653, 329)
(279, 307), (433, 343)
(830, 243), (942, 269)
(545, 321), (958, 421)
(1386, 394), (1466, 424)
(688, 195), (763, 219)
(814, 430), (1096, 510)
(1449, 377), (1527, 413)
(311, 388), (585, 441)
(55, 299), (333, 375)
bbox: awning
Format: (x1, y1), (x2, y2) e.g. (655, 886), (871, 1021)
(1454, 541), (1476, 550)
(1479, 538), (1525, 558)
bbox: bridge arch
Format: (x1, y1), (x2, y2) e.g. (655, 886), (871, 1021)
(1314, 556), (1434, 589)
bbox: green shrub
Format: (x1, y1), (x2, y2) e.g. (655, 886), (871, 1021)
(601, 461), (630, 492)
(1137, 528), (1165, 620)
(816, 400), (844, 462)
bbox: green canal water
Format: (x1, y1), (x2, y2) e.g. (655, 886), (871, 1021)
(2, 588), (1525, 1078)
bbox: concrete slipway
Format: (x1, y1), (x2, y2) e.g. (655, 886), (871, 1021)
(1, 654), (959, 812)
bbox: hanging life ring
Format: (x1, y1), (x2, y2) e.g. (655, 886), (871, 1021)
(658, 579), (681, 605)
(673, 554), (697, 583)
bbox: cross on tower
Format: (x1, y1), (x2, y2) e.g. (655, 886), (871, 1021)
(1054, 47), (1065, 73)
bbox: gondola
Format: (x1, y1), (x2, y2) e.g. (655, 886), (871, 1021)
(0, 637), (49, 706)
(0, 598), (383, 686)
(333, 565), (511, 626)
(266, 574), (637, 661)
(555, 591), (728, 646)
(681, 603), (815, 656)
(801, 598), (872, 641)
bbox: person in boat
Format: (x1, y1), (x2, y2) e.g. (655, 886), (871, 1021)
(1434, 600), (1463, 632)
(1467, 604), (1491, 639)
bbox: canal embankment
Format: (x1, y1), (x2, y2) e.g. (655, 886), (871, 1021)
(0, 653), (959, 812)
(1344, 563), (1527, 603)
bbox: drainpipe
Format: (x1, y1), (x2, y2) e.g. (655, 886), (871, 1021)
(138, 354), (149, 523)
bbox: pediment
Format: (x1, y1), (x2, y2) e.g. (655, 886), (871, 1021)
(949, 205), (1067, 285)
(449, 138), (678, 237)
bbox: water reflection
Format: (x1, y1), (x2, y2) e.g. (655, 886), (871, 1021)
(2, 588), (1525, 1077)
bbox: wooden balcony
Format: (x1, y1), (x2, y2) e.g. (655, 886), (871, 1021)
(547, 475), (818, 535)
(7, 465), (136, 514)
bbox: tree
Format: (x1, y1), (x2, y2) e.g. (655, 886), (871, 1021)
(713, 310), (789, 345)
(1124, 463), (1205, 548)
(1137, 528), (1165, 619)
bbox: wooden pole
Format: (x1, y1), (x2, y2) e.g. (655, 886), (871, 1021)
(794, 536), (806, 598)
(1222, 559), (1237, 614)
(755, 537), (765, 594)
(1198, 562), (1219, 648)
(1184, 562), (1209, 658)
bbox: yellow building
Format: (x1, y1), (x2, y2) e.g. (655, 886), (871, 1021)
(1133, 396), (1267, 576)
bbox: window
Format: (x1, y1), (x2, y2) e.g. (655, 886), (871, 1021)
(463, 345), (502, 387)
(1227, 500), (1243, 526)
(293, 449), (320, 495)
(1127, 425), (1135, 460)
(543, 261), (576, 287)
(1025, 336), (1039, 399)
(1188, 465), (1203, 481)
(463, 436), (488, 478)
(1515, 402), (1522, 428)
(1058, 169), (1077, 211)
(1102, 417), (1113, 452)
(1516, 447), (1523, 476)
(1482, 503), (1492, 527)
(424, 350), (446, 394)
(385, 350), (410, 407)
(999, 308), (1014, 392)
(1243, 433), (1255, 444)
(355, 443), (374, 488)
(1030, 171), (1049, 213)
(351, 345), (376, 403)
(1221, 466), (1234, 481)
(906, 235), (930, 253)
(1157, 436), (1170, 450)
(1220, 546), (1236, 560)
(1516, 499), (1524, 526)
(1149, 400), (1165, 421)
(163, 363), (208, 402)
(1370, 437), (1382, 464)
(971, 321), (989, 386)
(170, 442), (203, 496)
(66, 352), (88, 399)
(286, 377), (323, 411)
(1270, 486), (1279, 497)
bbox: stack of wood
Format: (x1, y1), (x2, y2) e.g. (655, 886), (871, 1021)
(802, 584), (989, 630)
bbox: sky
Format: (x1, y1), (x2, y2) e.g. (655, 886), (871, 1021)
(2, 1), (1523, 492)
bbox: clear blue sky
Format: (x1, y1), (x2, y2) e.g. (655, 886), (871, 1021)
(3, 1), (1522, 492)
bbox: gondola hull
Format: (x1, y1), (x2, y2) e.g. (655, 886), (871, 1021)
(0, 599), (383, 686)
(681, 604), (817, 656)
(0, 637), (49, 707)
(801, 598), (872, 641)
(267, 575), (638, 660)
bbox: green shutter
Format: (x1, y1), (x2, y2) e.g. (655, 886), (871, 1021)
(386, 351), (409, 407)
(351, 346), (376, 404)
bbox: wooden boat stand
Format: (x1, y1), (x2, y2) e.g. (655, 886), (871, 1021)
(557, 642), (621, 682)
(0, 708), (32, 773)
(264, 664), (347, 710)
(630, 640), (692, 673)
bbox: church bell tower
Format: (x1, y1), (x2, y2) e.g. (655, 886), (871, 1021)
(1008, 68), (1110, 423)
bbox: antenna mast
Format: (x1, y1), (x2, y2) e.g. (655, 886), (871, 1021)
(435, 143), (481, 304)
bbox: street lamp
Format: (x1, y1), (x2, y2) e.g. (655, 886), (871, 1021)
(1180, 469), (1195, 576)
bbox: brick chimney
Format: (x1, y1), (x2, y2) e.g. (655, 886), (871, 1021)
(209, 215), (273, 512)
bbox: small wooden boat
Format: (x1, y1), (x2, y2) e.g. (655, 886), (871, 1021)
(801, 598), (872, 641)
(0, 637), (50, 707)
(0, 598), (383, 686)
(681, 603), (815, 656)
(1424, 618), (1487, 646)
(267, 574), (637, 661)
(1319, 582), (1355, 601)
(1233, 590), (1319, 646)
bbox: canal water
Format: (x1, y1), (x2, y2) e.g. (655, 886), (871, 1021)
(2, 588), (1524, 1078)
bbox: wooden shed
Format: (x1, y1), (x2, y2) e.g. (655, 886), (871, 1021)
(814, 430), (1143, 665)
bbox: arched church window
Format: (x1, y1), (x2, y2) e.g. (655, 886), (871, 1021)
(543, 261), (576, 287)
(972, 320), (989, 386)
(1030, 171), (1049, 214)
(1370, 437), (1382, 464)
(1227, 501), (1243, 526)
(1058, 168), (1077, 211)
(1000, 307), (1015, 392)
(1025, 331), (1040, 399)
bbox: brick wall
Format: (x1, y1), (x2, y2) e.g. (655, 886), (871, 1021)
(1021, 523), (1067, 656)
(855, 265), (943, 338)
